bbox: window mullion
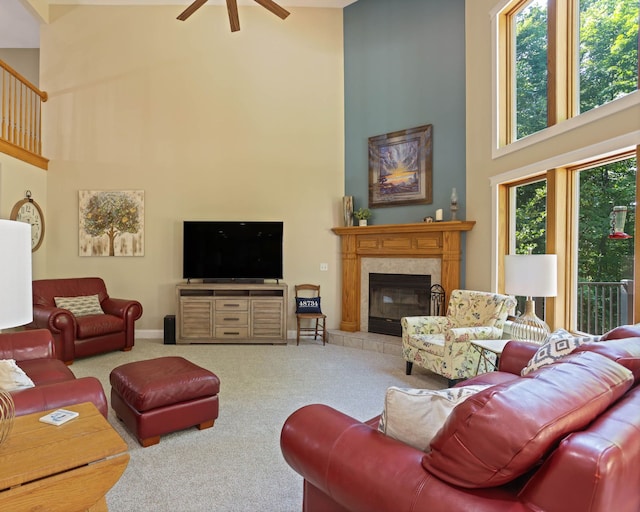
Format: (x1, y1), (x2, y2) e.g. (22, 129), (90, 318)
(546, 167), (572, 331)
(548, 0), (576, 125)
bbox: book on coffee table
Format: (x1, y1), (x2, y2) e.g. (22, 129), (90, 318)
(39, 409), (79, 426)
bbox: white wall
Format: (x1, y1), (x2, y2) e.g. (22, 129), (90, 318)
(34, 5), (344, 332)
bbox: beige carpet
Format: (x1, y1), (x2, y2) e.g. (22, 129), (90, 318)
(70, 338), (443, 512)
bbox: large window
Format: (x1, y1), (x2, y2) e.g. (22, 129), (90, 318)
(514, 0), (548, 139)
(498, 0), (639, 334)
(575, 157), (636, 333)
(503, 153), (637, 335)
(508, 179), (549, 319)
(511, 179), (547, 254)
(503, 0), (638, 143)
(579, 0), (639, 113)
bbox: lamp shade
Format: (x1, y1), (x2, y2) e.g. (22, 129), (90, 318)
(0, 220), (32, 329)
(504, 254), (557, 298)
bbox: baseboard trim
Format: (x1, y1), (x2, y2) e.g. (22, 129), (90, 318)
(137, 329), (163, 339)
(139, 328), (294, 341)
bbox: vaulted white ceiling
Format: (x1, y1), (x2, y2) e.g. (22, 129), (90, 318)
(0, 0), (358, 49)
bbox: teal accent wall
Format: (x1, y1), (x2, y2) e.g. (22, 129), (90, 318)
(344, 0), (466, 225)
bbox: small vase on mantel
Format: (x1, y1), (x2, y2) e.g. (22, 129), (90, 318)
(342, 196), (354, 227)
(359, 219), (367, 226)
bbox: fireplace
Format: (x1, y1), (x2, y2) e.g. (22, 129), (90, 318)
(368, 273), (431, 337)
(332, 221), (475, 333)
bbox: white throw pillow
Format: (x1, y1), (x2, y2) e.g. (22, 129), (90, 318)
(521, 329), (601, 376)
(0, 359), (35, 392)
(378, 384), (491, 451)
(54, 294), (104, 317)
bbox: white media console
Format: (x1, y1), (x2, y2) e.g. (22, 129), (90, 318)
(175, 282), (288, 344)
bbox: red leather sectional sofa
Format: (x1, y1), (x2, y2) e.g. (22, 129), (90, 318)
(281, 326), (640, 512)
(1, 329), (107, 417)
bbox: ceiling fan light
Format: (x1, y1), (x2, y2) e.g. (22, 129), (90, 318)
(177, 0), (290, 32)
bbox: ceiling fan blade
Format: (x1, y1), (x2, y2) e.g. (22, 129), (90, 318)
(253, 0), (291, 20)
(177, 0), (208, 21)
(226, 0), (240, 32)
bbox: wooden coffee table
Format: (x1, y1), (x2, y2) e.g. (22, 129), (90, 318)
(0, 402), (129, 512)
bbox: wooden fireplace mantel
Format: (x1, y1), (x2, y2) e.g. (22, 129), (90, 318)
(332, 221), (475, 332)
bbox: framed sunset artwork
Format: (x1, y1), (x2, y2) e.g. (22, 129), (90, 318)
(368, 124), (433, 208)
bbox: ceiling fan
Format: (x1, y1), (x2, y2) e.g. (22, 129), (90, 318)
(177, 0), (290, 32)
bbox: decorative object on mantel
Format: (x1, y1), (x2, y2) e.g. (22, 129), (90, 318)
(342, 196), (354, 227)
(609, 205), (632, 239)
(177, 0), (290, 33)
(450, 188), (459, 221)
(354, 208), (372, 226)
(423, 216), (434, 223)
(0, 220), (34, 446)
(368, 124), (433, 208)
(504, 253), (558, 343)
(435, 209), (443, 222)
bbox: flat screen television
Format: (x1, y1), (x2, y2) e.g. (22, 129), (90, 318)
(182, 221), (283, 282)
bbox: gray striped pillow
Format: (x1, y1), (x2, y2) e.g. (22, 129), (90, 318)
(54, 294), (104, 317)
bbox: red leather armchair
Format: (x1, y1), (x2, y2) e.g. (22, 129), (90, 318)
(0, 329), (108, 417)
(281, 333), (640, 512)
(28, 277), (143, 364)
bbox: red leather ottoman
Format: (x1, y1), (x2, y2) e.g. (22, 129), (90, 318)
(110, 356), (220, 447)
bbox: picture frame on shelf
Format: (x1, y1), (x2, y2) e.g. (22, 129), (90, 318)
(368, 124), (433, 208)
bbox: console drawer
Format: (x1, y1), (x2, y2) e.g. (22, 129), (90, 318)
(214, 326), (249, 339)
(215, 299), (249, 311)
(215, 312), (249, 326)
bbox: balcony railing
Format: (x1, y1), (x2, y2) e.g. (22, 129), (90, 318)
(512, 280), (632, 337)
(0, 59), (48, 169)
(577, 280), (633, 335)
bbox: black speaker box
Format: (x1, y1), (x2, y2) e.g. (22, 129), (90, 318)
(164, 315), (176, 344)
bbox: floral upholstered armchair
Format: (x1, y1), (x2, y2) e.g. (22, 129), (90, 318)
(401, 289), (516, 385)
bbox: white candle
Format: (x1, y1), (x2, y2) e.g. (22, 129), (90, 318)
(435, 209), (443, 221)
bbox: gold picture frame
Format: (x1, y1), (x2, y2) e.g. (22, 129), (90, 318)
(368, 124), (433, 208)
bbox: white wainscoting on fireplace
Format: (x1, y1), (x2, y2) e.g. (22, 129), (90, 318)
(360, 258), (442, 333)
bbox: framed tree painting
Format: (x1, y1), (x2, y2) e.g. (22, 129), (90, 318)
(368, 124), (433, 208)
(79, 190), (144, 256)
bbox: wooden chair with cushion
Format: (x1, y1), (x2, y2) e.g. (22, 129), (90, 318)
(295, 284), (326, 346)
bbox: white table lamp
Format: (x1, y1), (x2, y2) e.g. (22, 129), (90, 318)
(0, 220), (33, 329)
(504, 254), (557, 343)
(0, 219), (33, 446)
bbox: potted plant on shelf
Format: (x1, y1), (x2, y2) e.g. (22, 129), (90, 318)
(354, 207), (372, 226)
